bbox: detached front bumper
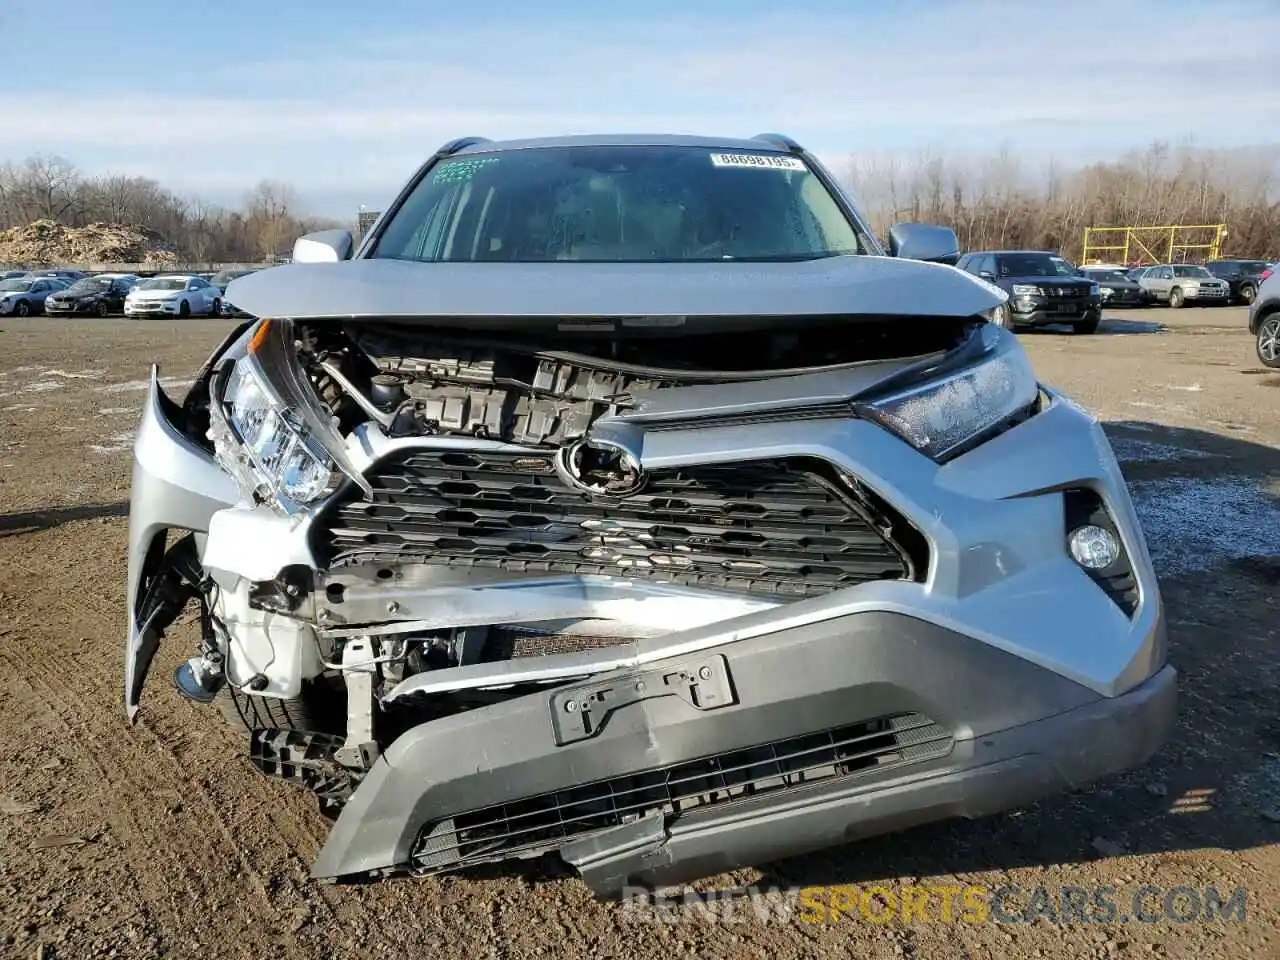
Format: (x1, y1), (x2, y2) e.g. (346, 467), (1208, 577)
(311, 609), (1175, 896)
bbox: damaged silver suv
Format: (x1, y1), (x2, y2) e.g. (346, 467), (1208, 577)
(124, 133), (1176, 897)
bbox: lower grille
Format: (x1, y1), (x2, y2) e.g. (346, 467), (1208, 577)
(412, 713), (953, 873)
(317, 450), (916, 599)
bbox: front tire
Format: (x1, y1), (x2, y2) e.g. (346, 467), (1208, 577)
(179, 299), (190, 318)
(95, 301), (109, 317)
(15, 301), (30, 317)
(216, 677), (345, 739)
(1168, 287), (1185, 309)
(210, 297), (221, 317)
(1241, 283), (1257, 306)
(1257, 315), (1280, 369)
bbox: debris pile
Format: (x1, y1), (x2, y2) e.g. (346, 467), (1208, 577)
(0, 220), (180, 266)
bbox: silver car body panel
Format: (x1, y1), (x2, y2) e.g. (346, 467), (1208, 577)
(125, 366), (238, 718)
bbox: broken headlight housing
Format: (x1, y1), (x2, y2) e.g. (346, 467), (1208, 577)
(855, 324), (1039, 461)
(209, 352), (339, 513)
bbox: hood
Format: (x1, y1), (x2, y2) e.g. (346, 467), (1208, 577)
(129, 287), (183, 300)
(52, 289), (103, 300)
(224, 255), (1005, 322)
(1001, 274), (1092, 287)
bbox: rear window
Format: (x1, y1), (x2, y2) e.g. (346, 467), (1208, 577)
(371, 145), (869, 263)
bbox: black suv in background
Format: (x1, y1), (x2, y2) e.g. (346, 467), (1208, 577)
(956, 250), (1102, 333)
(1205, 259), (1273, 306)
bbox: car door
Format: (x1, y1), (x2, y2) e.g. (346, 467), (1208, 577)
(190, 278), (214, 312)
(29, 280), (51, 311)
(1145, 267), (1169, 300)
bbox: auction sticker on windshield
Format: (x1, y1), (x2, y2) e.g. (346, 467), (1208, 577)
(710, 153), (806, 171)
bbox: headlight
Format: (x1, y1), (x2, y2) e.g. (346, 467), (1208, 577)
(1100, 286), (1114, 296)
(854, 325), (1039, 461)
(1011, 283), (1041, 296)
(209, 352), (339, 513)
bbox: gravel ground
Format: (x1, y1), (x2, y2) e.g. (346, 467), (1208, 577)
(0, 307), (1278, 959)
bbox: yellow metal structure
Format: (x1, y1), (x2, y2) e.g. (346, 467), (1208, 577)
(1080, 224), (1227, 266)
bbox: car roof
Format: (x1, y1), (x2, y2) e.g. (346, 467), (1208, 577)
(964, 249), (1063, 257)
(454, 133), (795, 156)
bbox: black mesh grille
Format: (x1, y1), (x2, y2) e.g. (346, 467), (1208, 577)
(315, 450), (914, 599)
(412, 712), (952, 872)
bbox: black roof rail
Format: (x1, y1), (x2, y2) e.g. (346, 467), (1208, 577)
(436, 137), (491, 156)
(751, 132), (804, 153)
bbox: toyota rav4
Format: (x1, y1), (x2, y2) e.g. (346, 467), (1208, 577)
(123, 133), (1175, 897)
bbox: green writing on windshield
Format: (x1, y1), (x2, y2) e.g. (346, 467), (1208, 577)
(432, 156), (502, 184)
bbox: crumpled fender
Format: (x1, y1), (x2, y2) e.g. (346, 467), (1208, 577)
(125, 365), (237, 720)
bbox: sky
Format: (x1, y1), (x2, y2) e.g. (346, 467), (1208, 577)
(1, 0), (1277, 217)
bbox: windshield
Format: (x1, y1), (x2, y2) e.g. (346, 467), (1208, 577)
(138, 277), (187, 291)
(1085, 270), (1128, 283)
(371, 145), (868, 263)
(68, 278), (112, 294)
(997, 253), (1077, 277)
(1172, 265), (1212, 278)
(0, 279), (33, 293)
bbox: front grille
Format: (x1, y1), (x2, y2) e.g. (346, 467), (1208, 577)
(316, 450), (916, 599)
(411, 712), (953, 872)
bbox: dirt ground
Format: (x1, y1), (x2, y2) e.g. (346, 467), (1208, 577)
(0, 307), (1277, 959)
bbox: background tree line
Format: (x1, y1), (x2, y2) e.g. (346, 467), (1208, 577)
(1, 141), (1277, 264)
(847, 141), (1280, 262)
(0, 155), (346, 262)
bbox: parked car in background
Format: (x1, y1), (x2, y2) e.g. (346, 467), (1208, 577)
(45, 274), (138, 317)
(1205, 259), (1272, 306)
(956, 249), (1101, 332)
(0, 276), (71, 316)
(210, 268), (259, 295)
(27, 269), (86, 281)
(1125, 266), (1151, 284)
(1248, 266), (1280, 368)
(1079, 265), (1146, 307)
(1136, 264), (1230, 308)
(1, 270), (27, 281)
(124, 274), (221, 318)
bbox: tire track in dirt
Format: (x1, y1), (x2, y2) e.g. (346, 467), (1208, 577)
(0, 524), (414, 958)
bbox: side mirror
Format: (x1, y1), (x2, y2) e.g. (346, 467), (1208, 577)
(978, 270), (995, 281)
(887, 222), (960, 265)
(292, 229), (354, 263)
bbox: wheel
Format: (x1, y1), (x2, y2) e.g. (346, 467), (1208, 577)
(1073, 314), (1101, 334)
(15, 300), (30, 317)
(210, 298), (221, 317)
(179, 299), (190, 318)
(1240, 283), (1257, 306)
(1168, 287), (1185, 309)
(1257, 315), (1280, 369)
(989, 302), (1015, 330)
(95, 300), (109, 317)
(215, 677), (345, 739)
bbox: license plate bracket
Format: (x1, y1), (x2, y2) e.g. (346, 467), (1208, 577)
(549, 654), (736, 746)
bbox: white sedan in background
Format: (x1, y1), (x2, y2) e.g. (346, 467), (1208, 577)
(124, 275), (221, 318)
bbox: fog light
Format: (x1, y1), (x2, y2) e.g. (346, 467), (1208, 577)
(1068, 525), (1120, 570)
